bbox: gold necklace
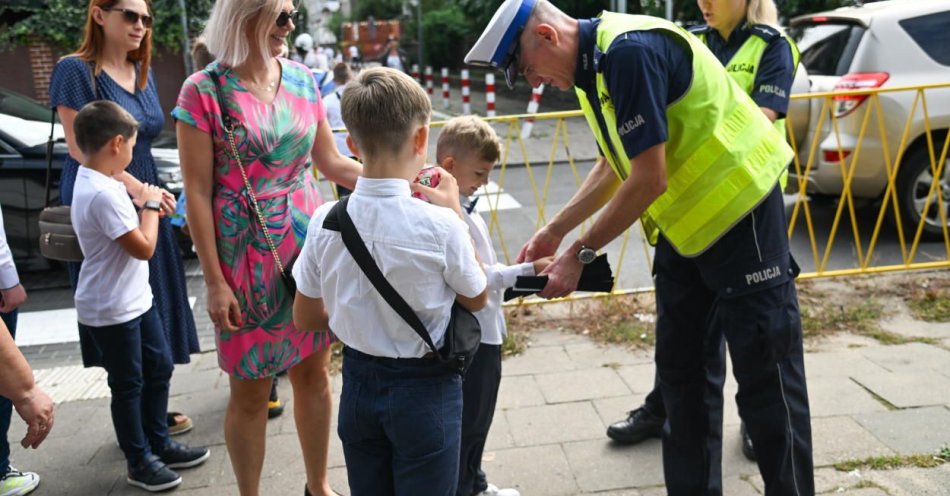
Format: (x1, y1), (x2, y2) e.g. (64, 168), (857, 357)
(239, 63), (278, 92)
(244, 77), (277, 92)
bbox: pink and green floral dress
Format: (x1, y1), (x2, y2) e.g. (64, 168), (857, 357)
(172, 59), (332, 379)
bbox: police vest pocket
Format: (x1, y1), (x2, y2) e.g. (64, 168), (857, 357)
(702, 251), (797, 300)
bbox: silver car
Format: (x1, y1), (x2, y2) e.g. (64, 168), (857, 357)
(787, 0), (950, 237)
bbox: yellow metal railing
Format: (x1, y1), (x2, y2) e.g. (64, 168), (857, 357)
(785, 81), (950, 280)
(319, 81), (950, 302)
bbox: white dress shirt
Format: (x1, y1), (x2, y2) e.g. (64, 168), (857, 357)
(72, 167), (152, 327)
(323, 86), (350, 157)
(294, 177), (487, 358)
(461, 196), (534, 345)
(0, 204), (20, 291)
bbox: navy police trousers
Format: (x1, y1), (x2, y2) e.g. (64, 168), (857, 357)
(654, 186), (814, 496)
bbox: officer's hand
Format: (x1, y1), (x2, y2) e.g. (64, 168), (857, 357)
(517, 226), (561, 263)
(538, 251), (583, 299)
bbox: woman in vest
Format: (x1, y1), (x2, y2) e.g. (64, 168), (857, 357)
(466, 1), (813, 495)
(607, 0), (799, 463)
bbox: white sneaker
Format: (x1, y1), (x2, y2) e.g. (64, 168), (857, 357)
(476, 483), (520, 496)
(0, 466), (40, 496)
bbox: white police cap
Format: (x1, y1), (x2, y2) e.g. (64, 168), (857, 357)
(464, 0), (538, 89)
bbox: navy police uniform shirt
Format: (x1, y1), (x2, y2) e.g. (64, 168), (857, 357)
(575, 19), (692, 162)
(689, 21), (795, 118)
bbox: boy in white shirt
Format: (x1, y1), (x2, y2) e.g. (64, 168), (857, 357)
(436, 116), (551, 496)
(292, 68), (488, 495)
(70, 101), (209, 493)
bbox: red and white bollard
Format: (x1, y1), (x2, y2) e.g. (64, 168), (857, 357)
(461, 69), (471, 115)
(485, 73), (496, 118)
(411, 64), (420, 85)
(520, 84), (545, 140)
(425, 66), (433, 95)
(441, 68), (450, 110)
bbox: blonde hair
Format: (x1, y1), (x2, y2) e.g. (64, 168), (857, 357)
(342, 67), (431, 160)
(202, 0), (285, 67)
(747, 0), (779, 27)
(436, 116), (501, 164)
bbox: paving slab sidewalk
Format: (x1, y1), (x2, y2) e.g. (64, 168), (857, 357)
(12, 326), (950, 495)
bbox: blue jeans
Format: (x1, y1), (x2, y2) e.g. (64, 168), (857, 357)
(338, 347), (463, 496)
(0, 309), (18, 474)
(80, 306), (173, 468)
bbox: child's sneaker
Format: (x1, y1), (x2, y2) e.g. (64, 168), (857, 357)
(0, 466), (40, 496)
(127, 455), (181, 492)
(158, 441), (210, 469)
(477, 483), (520, 496)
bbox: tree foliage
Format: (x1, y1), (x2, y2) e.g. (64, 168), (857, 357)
(345, 0), (855, 68)
(0, 0), (213, 52)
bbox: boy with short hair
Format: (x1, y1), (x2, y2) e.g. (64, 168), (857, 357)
(292, 68), (488, 495)
(71, 101), (209, 492)
(436, 116), (551, 496)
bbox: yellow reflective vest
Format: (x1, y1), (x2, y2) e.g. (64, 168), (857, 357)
(574, 13), (793, 257)
(692, 24), (801, 140)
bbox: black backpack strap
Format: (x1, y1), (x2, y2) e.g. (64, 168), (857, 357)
(323, 197), (440, 354)
(43, 108), (56, 208)
(206, 67), (236, 131)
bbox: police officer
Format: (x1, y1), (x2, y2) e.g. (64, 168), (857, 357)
(465, 1), (813, 495)
(606, 0), (801, 464)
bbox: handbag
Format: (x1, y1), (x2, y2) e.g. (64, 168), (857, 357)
(323, 197), (481, 374)
(208, 69), (296, 295)
(38, 62), (101, 262)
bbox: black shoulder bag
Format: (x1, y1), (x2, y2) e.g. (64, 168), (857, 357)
(323, 197), (481, 374)
(38, 63), (101, 262)
(207, 69), (296, 295)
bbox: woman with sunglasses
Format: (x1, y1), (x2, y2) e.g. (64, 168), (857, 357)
(173, 1), (361, 495)
(47, 0), (210, 491)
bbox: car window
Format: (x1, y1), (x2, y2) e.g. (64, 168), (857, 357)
(899, 11), (950, 67)
(0, 87), (56, 123)
(789, 21), (865, 76)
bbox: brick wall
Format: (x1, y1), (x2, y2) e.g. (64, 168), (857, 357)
(0, 42), (187, 131)
(27, 37), (56, 105)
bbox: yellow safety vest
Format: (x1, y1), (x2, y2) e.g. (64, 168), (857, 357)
(693, 25), (801, 139)
(574, 13), (793, 257)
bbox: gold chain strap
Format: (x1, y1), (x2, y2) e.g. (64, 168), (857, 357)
(222, 124), (288, 275)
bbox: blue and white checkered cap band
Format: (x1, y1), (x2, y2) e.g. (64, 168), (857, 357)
(465, 0), (537, 69)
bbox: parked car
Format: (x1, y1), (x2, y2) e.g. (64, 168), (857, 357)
(0, 87), (186, 270)
(786, 0), (950, 237)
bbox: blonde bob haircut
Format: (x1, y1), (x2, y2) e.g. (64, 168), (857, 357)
(202, 0), (287, 68)
(747, 0), (779, 27)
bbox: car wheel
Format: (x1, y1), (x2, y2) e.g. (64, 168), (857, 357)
(896, 144), (950, 241)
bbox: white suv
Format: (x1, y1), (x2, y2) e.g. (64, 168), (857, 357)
(787, 0), (950, 237)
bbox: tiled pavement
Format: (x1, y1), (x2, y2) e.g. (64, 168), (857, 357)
(9, 326), (950, 495)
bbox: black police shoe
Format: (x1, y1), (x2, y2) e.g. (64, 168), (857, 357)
(127, 453), (181, 492)
(740, 421), (757, 461)
(606, 406), (664, 444)
(159, 440), (211, 469)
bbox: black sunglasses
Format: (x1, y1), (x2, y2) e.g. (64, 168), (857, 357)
(276, 10), (300, 28)
(101, 7), (153, 28)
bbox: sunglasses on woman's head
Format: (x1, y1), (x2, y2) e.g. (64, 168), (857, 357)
(276, 10), (300, 28)
(101, 6), (153, 28)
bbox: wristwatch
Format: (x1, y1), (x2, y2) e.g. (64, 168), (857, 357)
(143, 200), (162, 212)
(576, 244), (597, 265)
